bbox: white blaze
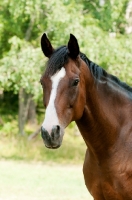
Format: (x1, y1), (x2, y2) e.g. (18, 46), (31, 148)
(42, 67), (66, 134)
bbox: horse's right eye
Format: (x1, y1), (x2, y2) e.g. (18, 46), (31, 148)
(72, 79), (79, 87)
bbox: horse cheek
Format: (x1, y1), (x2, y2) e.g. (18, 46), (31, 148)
(74, 90), (85, 120)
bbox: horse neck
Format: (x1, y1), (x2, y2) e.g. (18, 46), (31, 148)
(76, 68), (131, 162)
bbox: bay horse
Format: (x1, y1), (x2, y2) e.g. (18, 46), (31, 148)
(40, 33), (132, 200)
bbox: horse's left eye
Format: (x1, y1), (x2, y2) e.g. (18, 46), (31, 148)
(72, 79), (79, 87)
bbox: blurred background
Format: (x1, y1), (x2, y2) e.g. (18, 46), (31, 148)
(0, 0), (132, 199)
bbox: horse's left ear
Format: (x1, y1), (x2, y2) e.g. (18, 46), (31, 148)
(68, 34), (80, 59)
(41, 33), (54, 58)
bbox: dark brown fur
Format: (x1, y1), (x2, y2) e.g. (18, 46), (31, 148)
(40, 33), (132, 200)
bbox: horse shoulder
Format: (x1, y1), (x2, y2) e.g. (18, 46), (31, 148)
(83, 148), (132, 200)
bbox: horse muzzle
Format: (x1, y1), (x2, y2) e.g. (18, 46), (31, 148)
(41, 125), (63, 149)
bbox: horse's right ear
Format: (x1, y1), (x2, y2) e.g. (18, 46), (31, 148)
(41, 33), (54, 58)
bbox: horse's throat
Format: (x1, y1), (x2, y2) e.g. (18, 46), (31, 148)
(76, 103), (118, 161)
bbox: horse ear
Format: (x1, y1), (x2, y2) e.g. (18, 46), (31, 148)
(41, 33), (54, 58)
(68, 34), (79, 59)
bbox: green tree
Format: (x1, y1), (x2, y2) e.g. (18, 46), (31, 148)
(0, 0), (47, 134)
(0, 0), (132, 136)
(80, 0), (129, 33)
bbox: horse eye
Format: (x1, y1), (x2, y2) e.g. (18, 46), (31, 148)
(72, 79), (79, 87)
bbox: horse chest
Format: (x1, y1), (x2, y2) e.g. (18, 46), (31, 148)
(83, 149), (132, 200)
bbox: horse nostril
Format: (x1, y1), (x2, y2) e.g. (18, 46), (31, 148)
(51, 125), (60, 140)
(56, 125), (60, 132)
(41, 126), (50, 141)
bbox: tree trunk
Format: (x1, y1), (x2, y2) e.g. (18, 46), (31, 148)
(18, 15), (36, 135)
(27, 98), (37, 125)
(18, 88), (32, 135)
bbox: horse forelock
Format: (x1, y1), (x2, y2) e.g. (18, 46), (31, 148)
(45, 46), (69, 77)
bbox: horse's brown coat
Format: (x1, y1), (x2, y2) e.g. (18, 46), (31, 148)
(40, 33), (132, 199)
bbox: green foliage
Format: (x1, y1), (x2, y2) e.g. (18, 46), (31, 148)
(0, 0), (132, 148)
(0, 0), (132, 99)
(0, 37), (44, 100)
(80, 0), (129, 33)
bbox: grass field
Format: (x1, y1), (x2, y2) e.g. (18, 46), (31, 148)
(0, 160), (93, 200)
(0, 110), (93, 199)
(0, 122), (87, 164)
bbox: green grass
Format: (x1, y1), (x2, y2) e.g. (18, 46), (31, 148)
(0, 122), (87, 164)
(0, 160), (93, 200)
(0, 96), (92, 199)
(0, 96), (86, 164)
(0, 94), (87, 164)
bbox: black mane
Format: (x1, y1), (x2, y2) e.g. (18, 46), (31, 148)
(45, 46), (132, 95)
(80, 53), (132, 94)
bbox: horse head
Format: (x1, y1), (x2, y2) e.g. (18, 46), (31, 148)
(40, 33), (89, 149)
